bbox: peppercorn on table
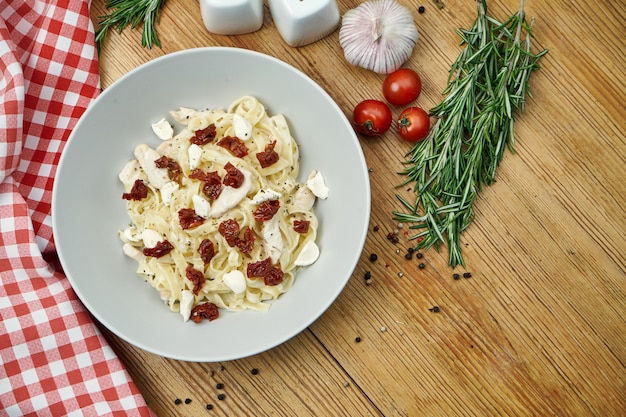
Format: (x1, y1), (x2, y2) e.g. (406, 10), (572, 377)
(90, 0), (625, 415)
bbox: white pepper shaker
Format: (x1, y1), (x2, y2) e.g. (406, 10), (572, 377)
(199, 0), (264, 35)
(268, 0), (340, 47)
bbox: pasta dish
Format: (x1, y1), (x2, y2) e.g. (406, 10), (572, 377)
(118, 96), (328, 323)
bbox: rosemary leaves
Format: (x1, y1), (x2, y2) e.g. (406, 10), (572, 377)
(393, 0), (547, 267)
(95, 0), (167, 52)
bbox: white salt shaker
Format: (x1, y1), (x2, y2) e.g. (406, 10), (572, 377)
(268, 0), (340, 47)
(199, 0), (264, 35)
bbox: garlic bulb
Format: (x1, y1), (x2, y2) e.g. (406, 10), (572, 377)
(339, 0), (418, 74)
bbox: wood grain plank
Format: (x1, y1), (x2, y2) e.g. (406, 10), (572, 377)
(90, 0), (626, 416)
(100, 325), (383, 416)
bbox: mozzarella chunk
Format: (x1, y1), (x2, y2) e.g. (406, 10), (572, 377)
(118, 159), (141, 186)
(223, 270), (246, 294)
(160, 181), (179, 206)
(291, 185), (315, 211)
(294, 241), (320, 266)
(210, 167), (252, 218)
(121, 228), (141, 244)
(122, 243), (144, 262)
(252, 188), (282, 204)
(233, 114), (253, 141)
(169, 107), (197, 125)
(188, 143), (202, 169)
(306, 170), (329, 199)
(262, 216), (284, 261)
(142, 229), (162, 249)
(180, 290), (194, 322)
(134, 144), (169, 189)
(192, 194), (211, 218)
(151, 118), (174, 140)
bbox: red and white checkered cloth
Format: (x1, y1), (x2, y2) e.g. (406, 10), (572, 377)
(1, 1), (155, 415)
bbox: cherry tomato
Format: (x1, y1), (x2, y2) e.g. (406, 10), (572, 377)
(382, 68), (422, 106)
(352, 100), (392, 136)
(397, 107), (430, 142)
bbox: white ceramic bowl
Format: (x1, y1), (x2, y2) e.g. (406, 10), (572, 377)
(52, 47), (370, 362)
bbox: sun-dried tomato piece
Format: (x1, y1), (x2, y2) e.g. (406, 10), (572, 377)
(217, 135), (249, 158)
(256, 140), (279, 168)
(247, 258), (270, 278)
(190, 302), (220, 323)
(178, 208), (205, 230)
(223, 162), (244, 188)
(253, 200), (280, 222)
(198, 239), (216, 265)
(218, 219), (255, 253)
(122, 179), (149, 201)
(236, 226), (255, 254)
(191, 124), (217, 145)
(189, 169), (222, 200)
(143, 240), (174, 258)
(218, 219), (240, 247)
(263, 267), (285, 286)
(293, 220), (310, 233)
(185, 265), (206, 295)
(189, 168), (206, 182)
(247, 257), (284, 286)
(154, 155), (182, 182)
(247, 257), (271, 276)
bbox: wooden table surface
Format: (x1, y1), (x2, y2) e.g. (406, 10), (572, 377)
(90, 1), (625, 415)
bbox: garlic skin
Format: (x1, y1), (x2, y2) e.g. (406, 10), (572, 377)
(339, 0), (418, 74)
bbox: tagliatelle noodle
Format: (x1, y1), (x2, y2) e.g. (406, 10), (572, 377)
(118, 96), (323, 320)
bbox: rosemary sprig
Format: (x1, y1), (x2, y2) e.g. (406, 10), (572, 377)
(95, 0), (167, 53)
(393, 0), (547, 267)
